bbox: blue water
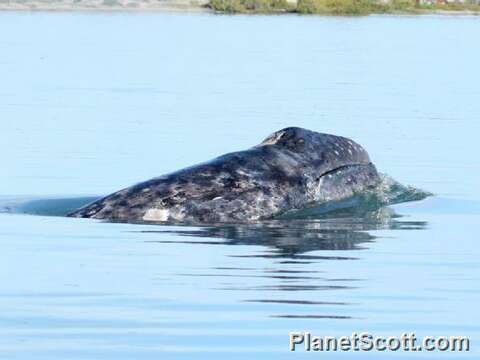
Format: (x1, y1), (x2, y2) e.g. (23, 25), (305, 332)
(1, 12), (479, 359)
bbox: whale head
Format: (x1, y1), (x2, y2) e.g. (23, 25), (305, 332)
(259, 127), (372, 168)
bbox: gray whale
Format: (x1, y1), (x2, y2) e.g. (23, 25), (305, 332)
(69, 127), (380, 223)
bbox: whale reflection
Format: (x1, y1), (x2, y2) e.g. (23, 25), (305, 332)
(138, 207), (427, 320)
(140, 207), (427, 257)
(1, 195), (428, 321)
(1, 195), (428, 258)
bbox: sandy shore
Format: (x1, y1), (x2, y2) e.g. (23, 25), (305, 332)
(0, 0), (211, 12)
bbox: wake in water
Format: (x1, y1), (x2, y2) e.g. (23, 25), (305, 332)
(0, 196), (100, 217)
(0, 175), (431, 223)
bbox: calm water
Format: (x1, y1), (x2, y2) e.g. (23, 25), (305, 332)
(1, 12), (480, 359)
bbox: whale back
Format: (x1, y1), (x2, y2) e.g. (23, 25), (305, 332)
(69, 127), (379, 223)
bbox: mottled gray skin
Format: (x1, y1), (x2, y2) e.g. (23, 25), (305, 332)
(69, 127), (380, 223)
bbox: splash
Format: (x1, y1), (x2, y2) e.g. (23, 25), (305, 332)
(277, 174), (432, 221)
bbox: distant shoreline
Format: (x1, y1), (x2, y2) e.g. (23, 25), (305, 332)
(1, 1), (479, 15)
(0, 2), (210, 12)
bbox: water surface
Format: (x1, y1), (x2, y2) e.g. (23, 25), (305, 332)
(1, 12), (479, 359)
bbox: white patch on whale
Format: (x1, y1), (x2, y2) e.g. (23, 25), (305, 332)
(143, 208), (169, 221)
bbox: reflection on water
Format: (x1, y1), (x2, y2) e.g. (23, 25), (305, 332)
(2, 198), (480, 359)
(1, 195), (428, 259)
(140, 209), (427, 256)
(0, 194), (428, 325)
(133, 209), (427, 319)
